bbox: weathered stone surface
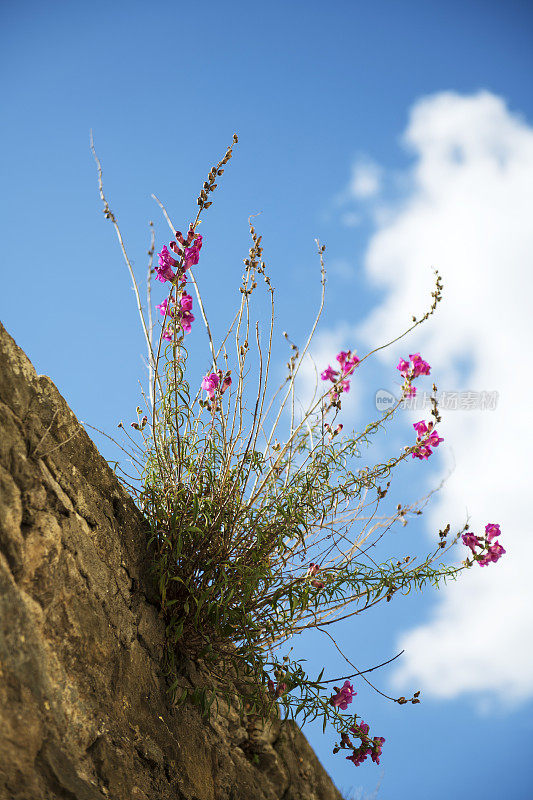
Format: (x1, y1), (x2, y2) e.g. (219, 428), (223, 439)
(0, 320), (343, 800)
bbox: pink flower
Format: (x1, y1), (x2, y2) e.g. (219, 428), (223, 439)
(156, 246), (178, 283)
(180, 311), (195, 334)
(184, 244), (201, 270)
(162, 327), (173, 342)
(404, 385), (417, 398)
(479, 541), (506, 567)
(336, 351), (350, 368)
(411, 421), (443, 460)
(221, 373), (232, 395)
(410, 353), (431, 377)
(201, 372), (219, 399)
(485, 523), (501, 542)
(397, 358), (410, 376)
(329, 681), (356, 710)
(180, 292), (193, 312)
(397, 353), (431, 378)
(371, 736), (385, 764)
(412, 444), (432, 460)
(413, 420), (428, 436)
(338, 352), (359, 376)
(321, 365), (338, 382)
(462, 524), (504, 566)
(462, 532), (481, 553)
(156, 297), (174, 317)
(346, 747), (371, 766)
(426, 429), (444, 448)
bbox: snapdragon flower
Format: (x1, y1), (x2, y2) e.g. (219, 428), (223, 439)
(321, 365), (338, 381)
(485, 523), (501, 542)
(201, 372), (219, 399)
(462, 522), (505, 566)
(397, 352), (431, 396)
(180, 311), (195, 334)
(156, 246), (178, 283)
(412, 420), (444, 460)
(180, 292), (193, 312)
(329, 681), (355, 710)
(156, 297), (173, 317)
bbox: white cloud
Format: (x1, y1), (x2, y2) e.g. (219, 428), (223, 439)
(350, 158), (382, 198)
(349, 91), (533, 705)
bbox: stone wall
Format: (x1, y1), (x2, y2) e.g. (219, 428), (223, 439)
(0, 321), (343, 800)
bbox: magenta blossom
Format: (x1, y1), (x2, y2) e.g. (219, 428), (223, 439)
(412, 420), (444, 460)
(351, 721), (369, 737)
(410, 353), (431, 377)
(306, 562), (325, 588)
(371, 736), (385, 765)
(462, 523), (505, 567)
(426, 429), (444, 448)
(346, 748), (371, 766)
(180, 311), (195, 334)
(156, 246), (178, 283)
(341, 355), (360, 376)
(329, 681), (356, 710)
(201, 372), (219, 399)
(156, 297), (173, 317)
(462, 532), (482, 553)
(485, 523), (501, 542)
(221, 373), (232, 395)
(162, 327), (173, 342)
(184, 244), (201, 270)
(397, 358), (410, 377)
(397, 353), (431, 400)
(412, 444), (433, 460)
(479, 541), (506, 566)
(322, 349), (359, 385)
(321, 365), (339, 382)
(180, 292), (193, 312)
(337, 350), (360, 375)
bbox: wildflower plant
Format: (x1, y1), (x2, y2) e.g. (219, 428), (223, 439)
(91, 134), (503, 768)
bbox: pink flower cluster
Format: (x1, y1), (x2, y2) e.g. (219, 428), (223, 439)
(333, 718), (385, 767)
(267, 677), (288, 698)
(157, 292), (196, 340)
(321, 350), (360, 404)
(323, 422), (343, 442)
(156, 227), (203, 285)
(411, 419), (444, 460)
(329, 681), (356, 711)
(397, 352), (431, 397)
(462, 523), (505, 567)
(306, 562), (325, 589)
(156, 226), (202, 341)
(201, 370), (232, 402)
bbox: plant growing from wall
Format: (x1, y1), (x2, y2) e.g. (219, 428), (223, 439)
(91, 135), (504, 769)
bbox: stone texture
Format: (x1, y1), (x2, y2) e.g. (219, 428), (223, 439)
(0, 320), (343, 800)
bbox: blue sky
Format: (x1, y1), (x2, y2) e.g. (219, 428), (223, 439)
(2, 2), (533, 798)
